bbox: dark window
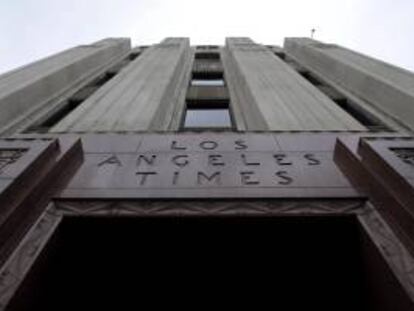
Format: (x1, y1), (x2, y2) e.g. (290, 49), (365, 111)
(92, 72), (116, 87)
(24, 52), (144, 133)
(316, 85), (390, 131)
(334, 98), (389, 131)
(300, 71), (323, 86)
(195, 52), (220, 60)
(192, 71), (223, 80)
(128, 52), (140, 61)
(196, 45), (219, 50)
(281, 54), (392, 132)
(25, 99), (84, 133)
(192, 59), (223, 73)
(186, 98), (229, 109)
(24, 69), (118, 133)
(274, 52), (286, 60)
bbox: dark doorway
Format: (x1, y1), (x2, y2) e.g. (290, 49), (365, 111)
(7, 216), (381, 310)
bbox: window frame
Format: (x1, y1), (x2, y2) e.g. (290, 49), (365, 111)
(180, 99), (235, 131)
(190, 79), (225, 87)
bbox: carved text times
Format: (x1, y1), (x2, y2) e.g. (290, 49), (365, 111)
(98, 152), (323, 187)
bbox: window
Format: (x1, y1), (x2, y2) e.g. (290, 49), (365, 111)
(182, 49), (232, 130)
(192, 71), (223, 80)
(183, 108), (232, 128)
(192, 59), (223, 73)
(195, 52), (220, 60)
(300, 71), (323, 86)
(334, 98), (389, 131)
(24, 65), (120, 133)
(182, 99), (232, 130)
(274, 51), (286, 60)
(315, 85), (389, 131)
(196, 45), (219, 50)
(191, 79), (225, 87)
(25, 98), (85, 133)
(296, 69), (391, 131)
(191, 70), (224, 86)
(92, 72), (117, 87)
(128, 52), (140, 61)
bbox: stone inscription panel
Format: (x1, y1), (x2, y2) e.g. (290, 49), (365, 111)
(60, 134), (359, 198)
(60, 134), (360, 198)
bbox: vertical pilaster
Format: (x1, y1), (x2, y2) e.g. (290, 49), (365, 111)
(0, 39), (131, 135)
(284, 38), (414, 132)
(52, 38), (192, 132)
(224, 37), (365, 131)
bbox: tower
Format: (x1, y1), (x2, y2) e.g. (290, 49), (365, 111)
(1, 37), (414, 310)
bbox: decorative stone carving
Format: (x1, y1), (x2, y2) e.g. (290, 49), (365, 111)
(55, 199), (365, 216)
(0, 204), (62, 309)
(359, 204), (414, 300)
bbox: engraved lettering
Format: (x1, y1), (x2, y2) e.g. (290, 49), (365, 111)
(274, 154), (292, 166)
(199, 141), (218, 150)
(235, 139), (248, 150)
(136, 154), (157, 166)
(304, 153), (321, 166)
(136, 172), (157, 185)
(171, 140), (187, 150)
(275, 171), (293, 185)
(197, 171), (221, 185)
(208, 154), (225, 166)
(240, 171), (260, 185)
(98, 155), (122, 167)
(241, 154), (260, 166)
(172, 155), (189, 167)
(172, 171), (180, 185)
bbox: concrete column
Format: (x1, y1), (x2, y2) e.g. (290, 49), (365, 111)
(52, 38), (192, 132)
(0, 38), (131, 134)
(224, 37), (365, 131)
(284, 38), (414, 131)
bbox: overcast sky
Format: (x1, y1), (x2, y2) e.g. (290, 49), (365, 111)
(1, 0), (413, 74)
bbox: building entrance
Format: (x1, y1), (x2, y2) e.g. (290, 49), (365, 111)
(7, 215), (412, 310)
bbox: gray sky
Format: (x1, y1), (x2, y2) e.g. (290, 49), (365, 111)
(1, 0), (414, 74)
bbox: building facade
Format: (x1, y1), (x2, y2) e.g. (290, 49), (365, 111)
(0, 37), (414, 310)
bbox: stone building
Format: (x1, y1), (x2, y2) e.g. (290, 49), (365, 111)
(0, 37), (414, 310)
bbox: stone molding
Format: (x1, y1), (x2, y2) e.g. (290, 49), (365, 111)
(55, 199), (365, 216)
(0, 204), (62, 309)
(359, 203), (414, 301)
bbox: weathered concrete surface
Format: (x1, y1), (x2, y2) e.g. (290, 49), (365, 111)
(52, 38), (192, 132)
(223, 38), (365, 131)
(284, 38), (414, 131)
(0, 38), (131, 134)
